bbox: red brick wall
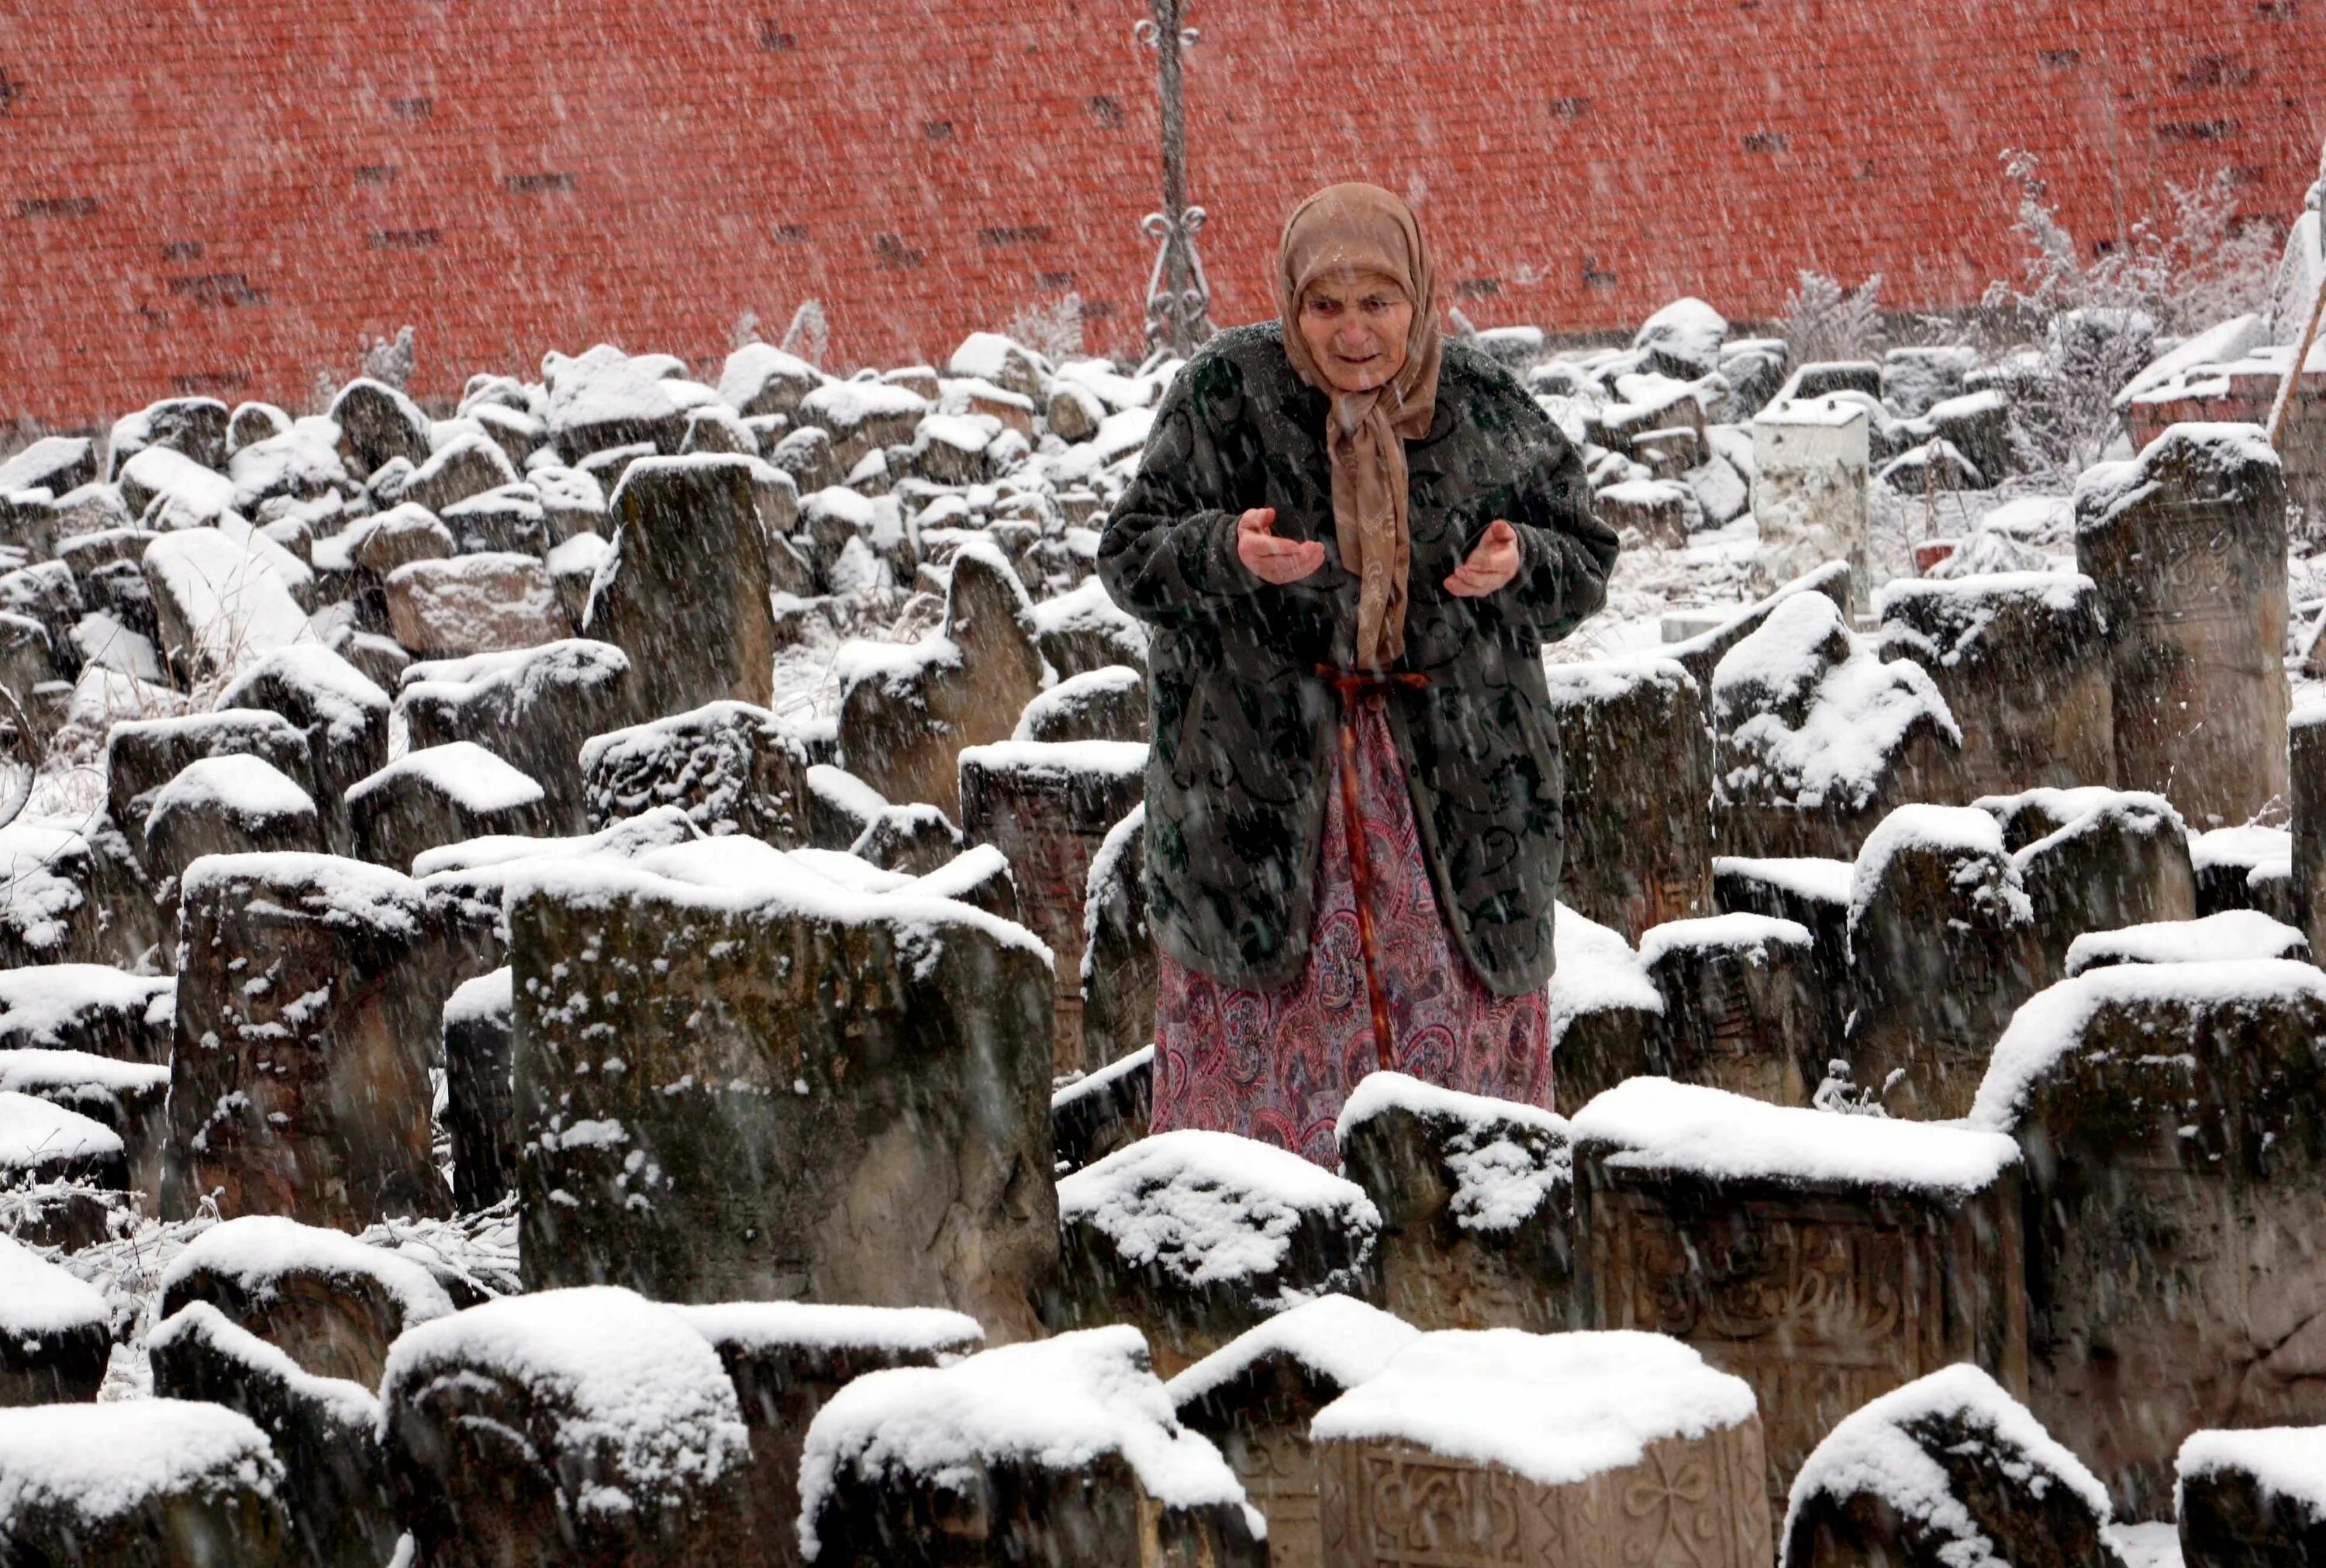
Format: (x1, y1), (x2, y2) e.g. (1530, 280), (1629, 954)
(2, 1), (2319, 429)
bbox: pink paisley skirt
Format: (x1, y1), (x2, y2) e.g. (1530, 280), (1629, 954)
(1151, 698), (1553, 1167)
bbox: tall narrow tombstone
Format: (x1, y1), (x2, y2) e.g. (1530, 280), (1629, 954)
(1541, 657), (1713, 941)
(2293, 705), (2326, 962)
(1078, 805), (1157, 1071)
(1313, 1328), (1773, 1566)
(1572, 1078), (2028, 1522)
(1751, 395), (1869, 602)
(1969, 959), (2326, 1518)
(509, 835), (1058, 1340)
(1334, 1073), (1572, 1333)
(2073, 422), (2290, 828)
(161, 853), (453, 1226)
(1169, 1296), (1420, 1568)
(1639, 913), (1827, 1104)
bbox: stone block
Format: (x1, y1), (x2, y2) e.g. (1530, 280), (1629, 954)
(2177, 1427), (2326, 1568)
(348, 743), (555, 871)
(801, 1324), (1266, 1567)
(1542, 656), (1713, 942)
(1981, 786), (2197, 979)
(1970, 959), (2326, 1518)
(585, 454), (778, 716)
(1014, 663), (1148, 744)
(1313, 1327), (1772, 1567)
(2074, 422), (2290, 828)
(161, 853), (454, 1226)
(2067, 908), (2307, 974)
(0, 1091), (127, 1191)
(1751, 395), (1870, 600)
(216, 644), (393, 857)
(147, 1301), (397, 1568)
(2193, 823), (2297, 923)
(0, 1232), (112, 1404)
(0, 1399), (290, 1566)
(381, 1286), (754, 1566)
(1573, 1078), (2029, 1521)
(443, 967), (516, 1211)
(1639, 912), (1827, 1104)
(1845, 805), (2044, 1119)
(1055, 1129), (1381, 1379)
(399, 638), (634, 831)
(673, 1301), (983, 1566)
(1078, 805), (1156, 1072)
(1783, 1364), (2120, 1568)
(1028, 577), (1151, 678)
(385, 553), (568, 658)
(1169, 1295), (1420, 1568)
(0, 1049), (170, 1208)
(580, 697), (809, 843)
(0, 963), (174, 1061)
(103, 708), (316, 856)
(1335, 1072), (1572, 1333)
(509, 836), (1058, 1339)
(143, 753), (323, 898)
(959, 738), (1146, 1075)
(0, 815), (160, 971)
(1544, 903), (1665, 1113)
(849, 800), (965, 874)
(1876, 572), (2114, 800)
(1051, 1044), (1154, 1177)
(109, 396), (232, 477)
(2295, 705), (2326, 962)
(328, 378), (431, 479)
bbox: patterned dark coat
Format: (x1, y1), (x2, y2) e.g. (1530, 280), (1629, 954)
(1099, 322), (1619, 995)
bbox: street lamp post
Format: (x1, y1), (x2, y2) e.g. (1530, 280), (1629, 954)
(1136, 0), (1213, 359)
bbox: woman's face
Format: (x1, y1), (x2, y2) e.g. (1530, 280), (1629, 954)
(1297, 270), (1414, 394)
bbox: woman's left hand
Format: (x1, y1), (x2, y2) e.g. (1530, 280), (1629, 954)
(1444, 519), (1521, 598)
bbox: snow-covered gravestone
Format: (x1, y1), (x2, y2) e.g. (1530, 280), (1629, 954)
(1845, 805), (2044, 1119)
(102, 708), (316, 856)
(382, 1286), (755, 1564)
(581, 698), (810, 844)
(672, 1301), (983, 1566)
(147, 1301), (398, 1567)
(585, 454), (778, 718)
(216, 643), (392, 857)
(141, 526), (315, 685)
(1710, 592), (1961, 860)
(443, 967), (516, 1211)
(0, 1089), (126, 1191)
(505, 836), (1058, 1338)
(0, 963), (173, 1061)
(2074, 422), (2290, 829)
(2293, 704), (2326, 960)
(347, 742), (554, 871)
(0, 1400), (289, 1563)
(1571, 1079), (2028, 1523)
(837, 543), (1045, 820)
(0, 1049), (170, 1209)
(383, 553), (567, 659)
(0, 1233), (112, 1404)
(2178, 1427), (2326, 1566)
(2065, 908), (2307, 974)
(1078, 805), (1156, 1073)
(162, 853), (453, 1227)
(1969, 959), (2326, 1518)
(799, 1325), (1266, 1567)
(1014, 664), (1148, 746)
(1874, 572), (2114, 801)
(1168, 1295), (1419, 1568)
(1638, 912), (1828, 1105)
(1543, 901), (1666, 1112)
(143, 754), (323, 899)
(1541, 657), (1713, 943)
(1979, 786), (2197, 980)
(1054, 1130), (1381, 1379)
(959, 739), (1147, 1075)
(1051, 1046), (1154, 1177)
(398, 638), (634, 831)
(1311, 1328), (1772, 1566)
(0, 817), (157, 971)
(1751, 395), (1870, 602)
(1334, 1073), (1572, 1334)
(1781, 1364), (2118, 1568)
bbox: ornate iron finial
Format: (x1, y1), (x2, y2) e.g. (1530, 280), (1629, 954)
(1136, 0), (1213, 357)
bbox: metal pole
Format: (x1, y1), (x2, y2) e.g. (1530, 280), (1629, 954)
(1137, 0), (1213, 358)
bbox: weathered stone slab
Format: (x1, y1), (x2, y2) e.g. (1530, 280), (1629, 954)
(2074, 422), (2290, 828)
(1014, 663), (1148, 744)
(2067, 908), (2307, 974)
(580, 698), (808, 843)
(143, 753), (323, 898)
(1078, 805), (1156, 1072)
(1028, 576), (1150, 678)
(399, 638), (633, 831)
(0, 816), (160, 970)
(960, 738), (1146, 1075)
(1543, 656), (1713, 942)
(1639, 912), (1827, 1104)
(1313, 1328), (1772, 1567)
(348, 743), (554, 871)
(1969, 959), (2326, 1518)
(147, 1301), (397, 1568)
(385, 553), (568, 657)
(801, 1325), (1266, 1566)
(1169, 1295), (1419, 1568)
(0, 1049), (169, 1209)
(1051, 1045), (1153, 1177)
(1876, 571), (2114, 800)
(1544, 902), (1665, 1113)
(2193, 823), (2297, 924)
(0, 1091), (127, 1191)
(443, 967), (516, 1211)
(1980, 786), (2197, 980)
(2294, 703), (2326, 963)
(1055, 1129), (1380, 1379)
(509, 836), (1058, 1339)
(1783, 1364), (2120, 1568)
(109, 395), (231, 477)
(0, 963), (173, 1062)
(103, 708), (316, 856)
(1573, 1078), (2028, 1521)
(1336, 1072), (1572, 1333)
(0, 1399), (290, 1566)
(382, 1286), (754, 1566)
(673, 1301), (983, 1566)
(217, 644), (393, 857)
(328, 378), (431, 479)
(162, 853), (453, 1225)
(0, 1232), (112, 1404)
(585, 453), (778, 716)
(837, 542), (1044, 818)
(1845, 805), (2043, 1119)
(2177, 1427), (2326, 1568)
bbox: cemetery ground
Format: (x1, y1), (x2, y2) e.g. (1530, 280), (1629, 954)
(0, 183), (2324, 1566)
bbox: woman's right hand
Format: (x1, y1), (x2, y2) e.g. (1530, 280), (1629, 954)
(1235, 507), (1325, 584)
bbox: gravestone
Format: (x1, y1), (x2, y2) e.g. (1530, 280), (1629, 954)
(2177, 1428), (2326, 1568)
(398, 638), (634, 831)
(442, 967), (516, 1211)
(580, 698), (809, 843)
(1979, 787), (2197, 980)
(2293, 705), (2326, 962)
(347, 743), (554, 870)
(216, 644), (393, 857)
(1051, 1046), (1154, 1177)
(0, 1400), (290, 1566)
(384, 553), (567, 657)
(1078, 805), (1157, 1071)
(2073, 422), (2290, 828)
(0, 1234), (112, 1404)
(0, 963), (174, 1061)
(102, 708), (316, 858)
(1542, 657), (1713, 942)
(1751, 395), (1869, 601)
(1639, 912), (1827, 1105)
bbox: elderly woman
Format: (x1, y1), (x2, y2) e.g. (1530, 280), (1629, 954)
(1099, 182), (1618, 1165)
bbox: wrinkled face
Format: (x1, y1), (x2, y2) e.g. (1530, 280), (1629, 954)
(1297, 269), (1414, 394)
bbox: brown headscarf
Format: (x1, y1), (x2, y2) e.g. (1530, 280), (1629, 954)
(1276, 182), (1443, 670)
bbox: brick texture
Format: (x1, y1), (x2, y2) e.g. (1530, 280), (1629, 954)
(0, 2), (2320, 428)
